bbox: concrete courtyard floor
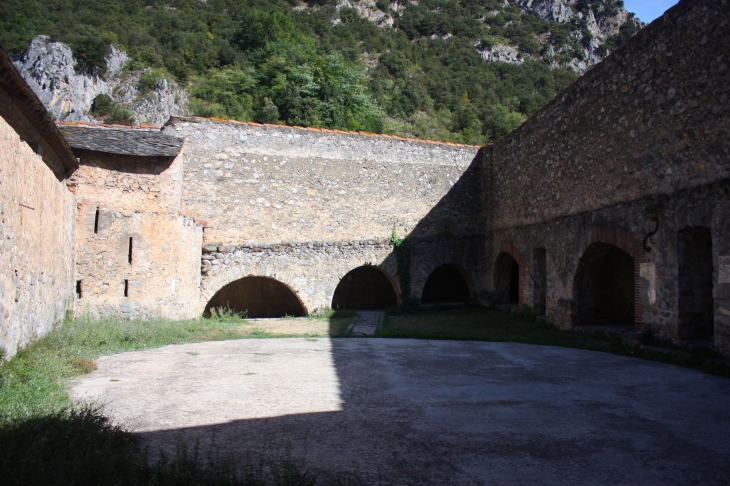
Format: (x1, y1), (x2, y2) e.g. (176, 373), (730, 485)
(69, 338), (730, 485)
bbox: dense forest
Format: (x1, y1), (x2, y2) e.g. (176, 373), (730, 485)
(0, 0), (640, 144)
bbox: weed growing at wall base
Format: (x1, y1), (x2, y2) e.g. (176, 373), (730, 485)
(388, 226), (412, 302)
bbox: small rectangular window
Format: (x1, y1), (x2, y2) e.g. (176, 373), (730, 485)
(128, 237), (133, 264)
(94, 208), (100, 234)
(124, 279), (129, 297)
(76, 280), (83, 299)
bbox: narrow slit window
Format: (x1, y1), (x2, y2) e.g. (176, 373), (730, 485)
(76, 280), (83, 299)
(128, 237), (133, 264)
(124, 279), (129, 297)
(94, 208), (100, 234)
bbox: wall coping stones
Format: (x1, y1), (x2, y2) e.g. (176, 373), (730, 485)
(166, 115), (480, 148)
(202, 240), (390, 254)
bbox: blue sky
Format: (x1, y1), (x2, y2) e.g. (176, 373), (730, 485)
(623, 0), (680, 23)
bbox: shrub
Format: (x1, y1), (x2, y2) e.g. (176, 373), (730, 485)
(69, 36), (111, 76)
(138, 69), (162, 94)
(254, 98), (280, 124)
(90, 94), (134, 125)
(90, 94), (115, 116)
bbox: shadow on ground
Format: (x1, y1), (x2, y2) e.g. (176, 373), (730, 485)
(60, 310), (730, 486)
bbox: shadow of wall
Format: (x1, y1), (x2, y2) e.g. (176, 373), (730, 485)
(384, 150), (488, 303)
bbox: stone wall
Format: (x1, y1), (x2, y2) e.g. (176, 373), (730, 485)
(200, 240), (396, 314)
(485, 0), (729, 229)
(165, 117), (482, 310)
(70, 149), (183, 213)
(73, 149), (203, 319)
(0, 114), (75, 358)
(483, 0), (730, 355)
(165, 118), (479, 245)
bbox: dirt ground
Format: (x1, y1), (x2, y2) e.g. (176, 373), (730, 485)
(235, 317), (352, 336)
(69, 337), (730, 485)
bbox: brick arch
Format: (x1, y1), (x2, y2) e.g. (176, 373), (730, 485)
(585, 225), (645, 326)
(495, 240), (526, 306)
(199, 264), (309, 316)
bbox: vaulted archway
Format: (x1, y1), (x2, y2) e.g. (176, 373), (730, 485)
(204, 276), (306, 318)
(421, 264), (473, 304)
(574, 243), (635, 326)
(494, 252), (520, 305)
(332, 266), (397, 310)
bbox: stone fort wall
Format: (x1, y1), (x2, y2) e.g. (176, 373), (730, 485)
(0, 97), (76, 358)
(484, 0), (730, 353)
(164, 118), (482, 312)
(486, 0), (729, 229)
(4, 0), (729, 358)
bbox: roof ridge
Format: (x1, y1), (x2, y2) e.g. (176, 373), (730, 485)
(55, 121), (163, 130)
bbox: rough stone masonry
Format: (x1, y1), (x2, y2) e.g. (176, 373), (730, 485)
(1, 0), (729, 358)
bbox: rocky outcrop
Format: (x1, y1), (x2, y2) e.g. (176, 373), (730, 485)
(13, 36), (123, 123)
(514, 0), (640, 73)
(335, 0), (394, 27)
(113, 72), (188, 126)
(516, 0), (575, 24)
(477, 44), (524, 65)
(13, 36), (187, 125)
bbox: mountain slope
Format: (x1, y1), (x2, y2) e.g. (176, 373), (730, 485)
(0, 0), (641, 144)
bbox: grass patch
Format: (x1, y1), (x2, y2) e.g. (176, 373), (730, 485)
(0, 313), (249, 422)
(377, 305), (730, 378)
(307, 307), (358, 320)
(0, 313), (362, 484)
(0, 406), (348, 485)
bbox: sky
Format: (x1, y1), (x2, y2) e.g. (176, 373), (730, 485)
(623, 0), (680, 24)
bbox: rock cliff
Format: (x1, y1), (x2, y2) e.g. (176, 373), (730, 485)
(13, 36), (187, 125)
(340, 0), (640, 72)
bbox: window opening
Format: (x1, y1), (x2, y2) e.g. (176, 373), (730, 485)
(76, 280), (83, 299)
(124, 279), (129, 297)
(94, 208), (100, 234)
(128, 237), (133, 264)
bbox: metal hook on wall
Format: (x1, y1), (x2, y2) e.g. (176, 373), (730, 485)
(643, 217), (659, 252)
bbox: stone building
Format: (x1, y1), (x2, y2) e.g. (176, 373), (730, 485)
(1, 0), (729, 359)
(59, 125), (204, 319)
(0, 47), (78, 358)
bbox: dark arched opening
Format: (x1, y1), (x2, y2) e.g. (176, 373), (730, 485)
(332, 266), (397, 310)
(204, 276), (306, 318)
(421, 264), (472, 304)
(574, 243), (634, 326)
(494, 252), (519, 305)
(678, 226), (714, 341)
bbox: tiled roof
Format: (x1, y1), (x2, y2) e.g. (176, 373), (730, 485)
(0, 47), (78, 176)
(57, 123), (183, 157)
